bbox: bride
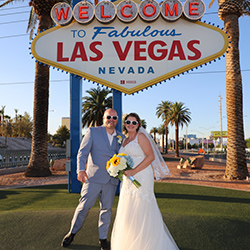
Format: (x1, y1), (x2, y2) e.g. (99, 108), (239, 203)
(111, 112), (179, 250)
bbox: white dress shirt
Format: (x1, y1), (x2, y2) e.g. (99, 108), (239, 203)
(107, 130), (117, 146)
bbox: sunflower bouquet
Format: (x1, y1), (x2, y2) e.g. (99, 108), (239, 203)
(106, 153), (141, 188)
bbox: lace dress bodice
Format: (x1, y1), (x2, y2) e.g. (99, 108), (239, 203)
(119, 134), (155, 203)
(119, 135), (146, 168)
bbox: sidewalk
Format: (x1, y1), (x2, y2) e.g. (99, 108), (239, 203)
(160, 152), (250, 192)
(0, 152), (250, 191)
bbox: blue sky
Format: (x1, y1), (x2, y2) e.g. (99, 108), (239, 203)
(0, 0), (250, 141)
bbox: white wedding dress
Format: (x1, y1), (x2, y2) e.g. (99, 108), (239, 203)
(111, 134), (179, 250)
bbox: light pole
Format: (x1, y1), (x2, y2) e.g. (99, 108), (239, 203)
(186, 125), (188, 151)
(200, 127), (214, 154)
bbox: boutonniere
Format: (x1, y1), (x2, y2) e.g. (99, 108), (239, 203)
(117, 135), (123, 145)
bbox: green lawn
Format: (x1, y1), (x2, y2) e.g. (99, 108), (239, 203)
(163, 156), (180, 162)
(1, 183), (250, 250)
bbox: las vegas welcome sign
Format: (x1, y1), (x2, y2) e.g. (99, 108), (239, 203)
(31, 0), (229, 95)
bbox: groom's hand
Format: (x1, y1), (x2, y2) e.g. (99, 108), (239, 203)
(78, 170), (89, 183)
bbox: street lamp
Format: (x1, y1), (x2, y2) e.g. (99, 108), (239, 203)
(200, 127), (213, 154)
(185, 125), (188, 151)
(200, 127), (214, 154)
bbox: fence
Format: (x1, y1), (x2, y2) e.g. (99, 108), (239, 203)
(0, 149), (66, 169)
(208, 152), (250, 164)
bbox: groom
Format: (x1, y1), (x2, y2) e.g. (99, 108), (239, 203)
(61, 108), (124, 249)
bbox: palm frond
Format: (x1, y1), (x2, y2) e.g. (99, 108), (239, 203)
(243, 0), (250, 15)
(0, 0), (24, 8)
(208, 0), (215, 9)
(26, 7), (38, 39)
(82, 86), (112, 127)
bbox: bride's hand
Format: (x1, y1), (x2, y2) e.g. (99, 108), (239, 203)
(124, 169), (136, 177)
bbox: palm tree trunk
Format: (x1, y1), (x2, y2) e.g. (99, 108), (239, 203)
(224, 14), (248, 179)
(218, 0), (249, 180)
(161, 133), (164, 152)
(175, 124), (179, 157)
(25, 14), (51, 177)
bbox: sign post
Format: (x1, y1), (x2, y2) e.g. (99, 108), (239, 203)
(112, 90), (122, 132)
(69, 0), (83, 193)
(69, 74), (82, 193)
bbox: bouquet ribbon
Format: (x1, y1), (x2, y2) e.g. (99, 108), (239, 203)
(117, 166), (141, 188)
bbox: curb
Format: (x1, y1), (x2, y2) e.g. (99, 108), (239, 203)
(0, 166), (28, 175)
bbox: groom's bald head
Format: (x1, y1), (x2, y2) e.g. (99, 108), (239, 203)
(103, 109), (118, 132)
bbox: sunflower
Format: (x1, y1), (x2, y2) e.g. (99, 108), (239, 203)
(118, 153), (126, 156)
(110, 155), (121, 166)
(106, 160), (111, 170)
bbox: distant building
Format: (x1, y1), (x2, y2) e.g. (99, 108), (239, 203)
(184, 134), (196, 139)
(188, 138), (200, 146)
(62, 117), (70, 131)
(203, 139), (214, 144)
(182, 134), (214, 146)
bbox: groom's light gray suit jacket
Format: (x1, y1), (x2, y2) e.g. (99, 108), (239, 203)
(77, 126), (124, 185)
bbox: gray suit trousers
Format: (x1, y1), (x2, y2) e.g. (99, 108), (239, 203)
(69, 180), (117, 239)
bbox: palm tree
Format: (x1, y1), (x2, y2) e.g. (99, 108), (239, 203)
(156, 101), (171, 153)
(17, 114), (23, 121)
(82, 86), (112, 127)
(209, 0), (249, 179)
(4, 115), (11, 121)
(140, 119), (147, 129)
(150, 127), (158, 142)
(1, 1), (73, 177)
(169, 102), (191, 157)
(0, 105), (5, 120)
(1, 0), (62, 177)
(14, 109), (18, 123)
(157, 124), (165, 152)
(0, 106), (5, 136)
(25, 0), (64, 177)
